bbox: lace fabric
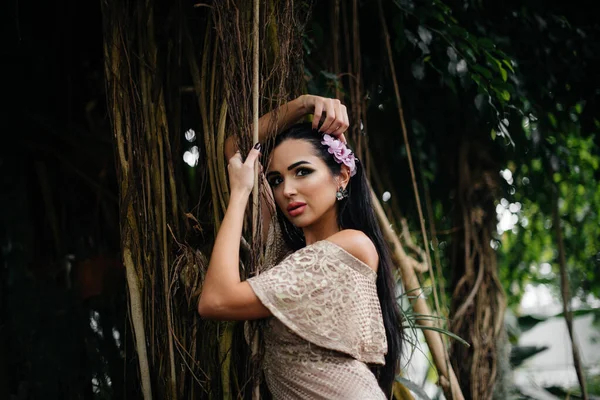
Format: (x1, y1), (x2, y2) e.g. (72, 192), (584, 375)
(245, 216), (388, 399)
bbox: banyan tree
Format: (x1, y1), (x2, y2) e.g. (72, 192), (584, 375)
(98, 0), (520, 398)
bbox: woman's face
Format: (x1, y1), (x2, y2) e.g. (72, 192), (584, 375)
(266, 139), (340, 228)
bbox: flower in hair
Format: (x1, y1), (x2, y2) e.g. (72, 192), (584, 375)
(321, 134), (357, 177)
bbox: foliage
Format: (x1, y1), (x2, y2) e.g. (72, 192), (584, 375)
(305, 0), (599, 397)
(486, 3), (600, 307)
(499, 131), (600, 307)
(391, 0), (517, 139)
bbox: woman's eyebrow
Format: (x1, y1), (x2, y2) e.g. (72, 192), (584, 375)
(265, 170), (279, 179)
(266, 161), (312, 179)
(287, 160), (311, 170)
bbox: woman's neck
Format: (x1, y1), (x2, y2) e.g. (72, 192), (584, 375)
(302, 209), (340, 245)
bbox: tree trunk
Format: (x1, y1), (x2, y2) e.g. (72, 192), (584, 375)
(101, 0), (308, 397)
(552, 187), (589, 400)
(449, 140), (507, 400)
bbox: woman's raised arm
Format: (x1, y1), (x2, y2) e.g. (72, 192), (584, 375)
(223, 95), (350, 241)
(223, 95), (349, 161)
(224, 95), (307, 161)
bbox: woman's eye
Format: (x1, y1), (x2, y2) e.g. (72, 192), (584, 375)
(268, 169), (312, 187)
(268, 177), (282, 187)
(297, 168), (313, 177)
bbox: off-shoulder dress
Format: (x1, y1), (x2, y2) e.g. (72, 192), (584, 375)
(245, 217), (388, 399)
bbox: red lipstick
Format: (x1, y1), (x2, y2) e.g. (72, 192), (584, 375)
(287, 201), (307, 217)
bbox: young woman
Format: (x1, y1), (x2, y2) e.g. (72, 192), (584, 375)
(198, 95), (403, 399)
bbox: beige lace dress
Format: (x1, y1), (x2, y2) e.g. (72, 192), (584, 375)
(245, 218), (388, 399)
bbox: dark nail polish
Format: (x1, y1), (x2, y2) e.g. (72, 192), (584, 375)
(254, 142), (261, 150)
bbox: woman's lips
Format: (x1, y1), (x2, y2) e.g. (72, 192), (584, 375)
(288, 204), (306, 217)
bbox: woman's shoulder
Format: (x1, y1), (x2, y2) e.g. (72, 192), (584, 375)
(325, 230), (379, 273)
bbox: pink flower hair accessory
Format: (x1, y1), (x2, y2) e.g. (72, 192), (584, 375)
(321, 134), (358, 177)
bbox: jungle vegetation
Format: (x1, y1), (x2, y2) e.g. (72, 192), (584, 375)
(2, 0), (598, 399)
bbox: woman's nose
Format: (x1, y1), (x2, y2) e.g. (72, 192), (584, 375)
(282, 179), (297, 197)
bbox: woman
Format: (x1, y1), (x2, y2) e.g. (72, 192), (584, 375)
(198, 95), (403, 399)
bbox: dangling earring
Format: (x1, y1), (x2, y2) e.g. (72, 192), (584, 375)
(336, 186), (348, 201)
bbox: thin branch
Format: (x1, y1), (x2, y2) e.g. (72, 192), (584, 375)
(552, 188), (589, 400)
(370, 184), (465, 400)
(251, 2), (261, 400)
(377, 1), (463, 399)
(424, 183), (448, 312)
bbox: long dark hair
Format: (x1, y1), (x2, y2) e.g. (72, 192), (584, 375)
(270, 123), (404, 397)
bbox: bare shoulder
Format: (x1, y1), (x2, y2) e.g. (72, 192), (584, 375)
(326, 229), (379, 272)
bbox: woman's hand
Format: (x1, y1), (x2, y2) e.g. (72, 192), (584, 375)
(227, 144), (262, 197)
(300, 95), (349, 143)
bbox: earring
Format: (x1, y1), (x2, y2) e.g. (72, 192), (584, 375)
(336, 186), (348, 201)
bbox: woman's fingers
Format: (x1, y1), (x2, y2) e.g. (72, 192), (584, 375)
(227, 145), (262, 194)
(228, 144), (261, 165)
(320, 99), (337, 134)
(228, 151), (243, 167)
(307, 96), (349, 139)
(330, 103), (349, 138)
(325, 100), (342, 134)
(319, 99), (349, 139)
(312, 100), (325, 131)
(342, 104), (350, 132)
(243, 144), (262, 167)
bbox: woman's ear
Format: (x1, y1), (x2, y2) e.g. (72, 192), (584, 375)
(338, 165), (351, 189)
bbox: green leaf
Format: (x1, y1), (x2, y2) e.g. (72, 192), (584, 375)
(545, 386), (582, 398)
(501, 89), (510, 101)
(478, 37), (495, 49)
(395, 376), (433, 400)
(485, 51), (499, 69)
(460, 44), (477, 63)
(517, 314), (548, 333)
(510, 345), (549, 367)
(502, 59), (515, 73)
(489, 56), (509, 83)
(493, 88), (510, 103)
(423, 170), (435, 181)
(553, 172), (561, 182)
(556, 308), (600, 320)
(499, 66), (508, 82)
(472, 64), (492, 80)
(548, 112), (558, 128)
(414, 325), (470, 346)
